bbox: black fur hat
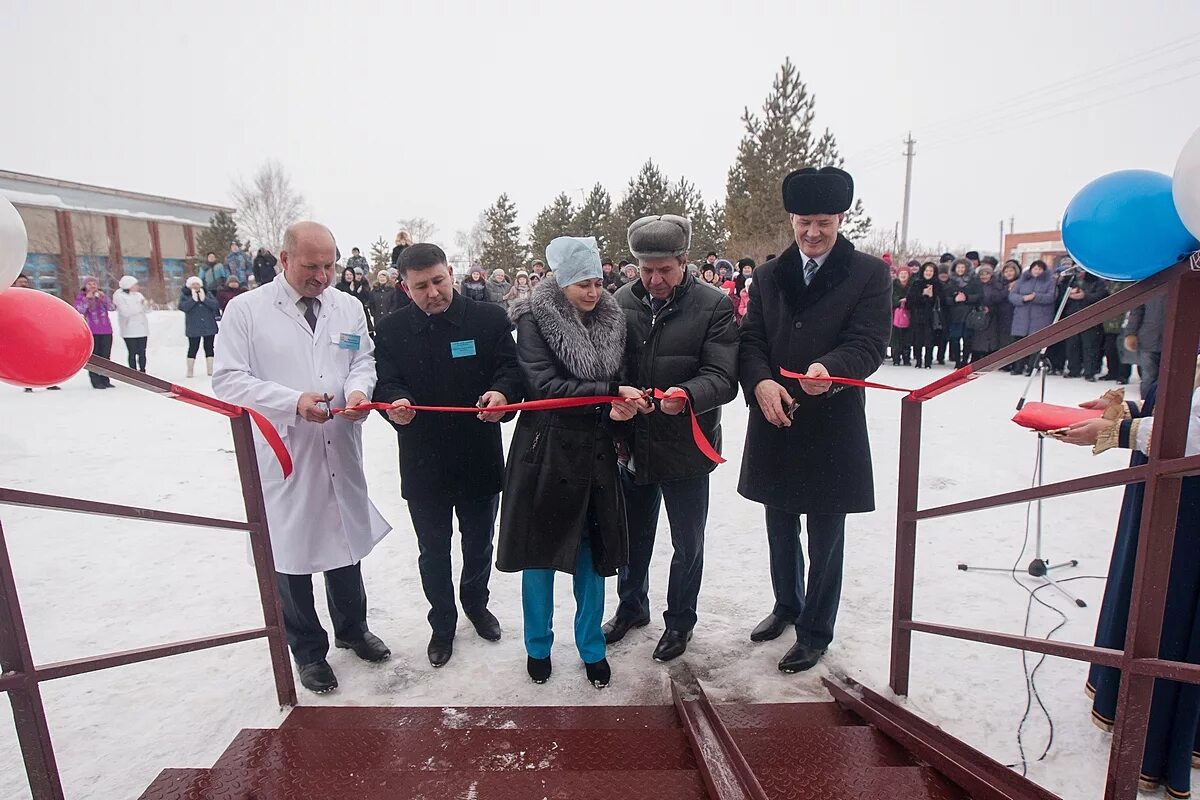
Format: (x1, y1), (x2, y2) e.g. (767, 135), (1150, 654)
(782, 166), (854, 215)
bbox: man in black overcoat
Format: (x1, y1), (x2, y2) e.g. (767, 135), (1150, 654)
(373, 243), (524, 668)
(738, 167), (891, 673)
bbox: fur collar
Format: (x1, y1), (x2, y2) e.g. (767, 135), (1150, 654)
(776, 234), (856, 311)
(510, 275), (626, 381)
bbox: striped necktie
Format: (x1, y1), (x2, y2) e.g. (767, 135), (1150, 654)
(804, 259), (819, 286)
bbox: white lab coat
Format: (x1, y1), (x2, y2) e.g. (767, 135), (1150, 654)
(112, 290), (149, 338)
(212, 279), (391, 574)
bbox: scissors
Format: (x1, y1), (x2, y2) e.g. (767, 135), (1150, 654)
(318, 393), (334, 420)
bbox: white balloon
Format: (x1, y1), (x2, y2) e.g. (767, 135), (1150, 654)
(0, 195), (29, 293)
(1174, 126), (1200, 241)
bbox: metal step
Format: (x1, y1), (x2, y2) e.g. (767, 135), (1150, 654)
(212, 727), (697, 773)
(753, 765), (968, 800)
(281, 703), (681, 731)
(732, 726), (912, 773)
(139, 767), (709, 800)
(715, 702), (863, 729)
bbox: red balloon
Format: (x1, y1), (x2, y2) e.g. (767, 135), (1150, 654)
(0, 288), (94, 387)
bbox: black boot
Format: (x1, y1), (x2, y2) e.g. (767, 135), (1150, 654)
(585, 658), (611, 689)
(527, 656), (552, 684)
(427, 636), (453, 668)
(750, 613), (793, 643)
(653, 629), (692, 662)
(466, 609), (502, 642)
(297, 660), (338, 694)
(778, 642), (826, 674)
(335, 630), (391, 662)
(602, 614), (650, 645)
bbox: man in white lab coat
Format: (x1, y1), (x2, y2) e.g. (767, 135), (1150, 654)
(213, 220), (392, 694)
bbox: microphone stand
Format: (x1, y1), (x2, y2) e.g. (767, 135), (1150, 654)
(957, 266), (1086, 608)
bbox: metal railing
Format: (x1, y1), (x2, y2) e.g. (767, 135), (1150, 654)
(889, 260), (1200, 800)
(0, 358), (297, 800)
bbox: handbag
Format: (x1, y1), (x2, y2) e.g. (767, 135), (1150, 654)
(965, 306), (991, 332)
(892, 299), (911, 329)
(931, 302), (945, 332)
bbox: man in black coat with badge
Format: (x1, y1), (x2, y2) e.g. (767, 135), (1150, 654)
(739, 167), (890, 674)
(373, 243), (524, 668)
(602, 214), (739, 663)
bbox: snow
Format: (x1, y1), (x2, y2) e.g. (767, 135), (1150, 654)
(0, 188), (214, 227)
(0, 309), (1135, 799)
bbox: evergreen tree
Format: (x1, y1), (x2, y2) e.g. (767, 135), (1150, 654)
(571, 183), (618, 260)
(527, 193), (576, 265)
(369, 236), (391, 271)
(615, 159), (671, 230)
(480, 193), (526, 273)
(195, 210), (239, 263)
(725, 59), (870, 260)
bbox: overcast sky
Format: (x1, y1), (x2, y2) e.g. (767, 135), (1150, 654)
(4, 0), (1200, 259)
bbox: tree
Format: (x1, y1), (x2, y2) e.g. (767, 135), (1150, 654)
(195, 210), (239, 265)
(480, 193), (526, 272)
(396, 216), (437, 243)
(369, 236), (391, 271)
(571, 183), (620, 261)
(231, 160), (306, 252)
(527, 193), (575, 264)
(455, 212), (490, 268)
(724, 59), (870, 261)
(615, 159), (671, 230)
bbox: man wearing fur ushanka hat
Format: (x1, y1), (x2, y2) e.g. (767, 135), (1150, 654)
(738, 166), (891, 674)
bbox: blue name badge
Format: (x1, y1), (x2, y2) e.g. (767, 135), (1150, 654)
(335, 333), (362, 351)
(450, 339), (477, 358)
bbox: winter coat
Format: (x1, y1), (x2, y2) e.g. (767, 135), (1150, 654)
(75, 291), (114, 335)
(112, 289), (149, 338)
(602, 270), (621, 293)
(197, 262), (228, 291)
(944, 273), (983, 326)
(891, 278), (911, 311)
(390, 244), (407, 269)
(1062, 272), (1108, 319)
(614, 272), (739, 484)
(373, 292), (525, 504)
(485, 278), (512, 305)
(905, 275), (944, 329)
(1008, 270), (1058, 337)
(225, 251), (252, 284)
(738, 235), (891, 514)
(1104, 282), (1133, 334)
(179, 287), (220, 337)
(461, 277), (488, 303)
(369, 285), (395, 320)
(1124, 294), (1167, 353)
(216, 286), (247, 312)
(252, 251), (278, 285)
(969, 278), (1009, 353)
(505, 283), (533, 305)
(212, 279), (389, 575)
(497, 276), (629, 576)
(345, 254), (369, 274)
(385, 286), (412, 316)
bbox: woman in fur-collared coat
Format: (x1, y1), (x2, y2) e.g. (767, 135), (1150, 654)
(497, 236), (644, 690)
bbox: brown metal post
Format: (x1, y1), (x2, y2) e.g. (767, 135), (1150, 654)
(228, 414), (297, 707)
(1105, 266), (1200, 799)
(890, 398), (923, 696)
(0, 521), (65, 800)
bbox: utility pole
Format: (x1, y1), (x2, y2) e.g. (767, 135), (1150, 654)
(899, 132), (916, 258)
(999, 220), (1005, 261)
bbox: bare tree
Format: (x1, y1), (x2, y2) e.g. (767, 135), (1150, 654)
(454, 213), (489, 266)
(231, 160), (307, 252)
(397, 216), (437, 243)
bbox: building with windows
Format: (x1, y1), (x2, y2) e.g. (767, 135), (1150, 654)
(1002, 228), (1069, 270)
(0, 170), (233, 303)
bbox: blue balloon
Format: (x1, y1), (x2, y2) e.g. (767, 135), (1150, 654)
(1062, 169), (1199, 281)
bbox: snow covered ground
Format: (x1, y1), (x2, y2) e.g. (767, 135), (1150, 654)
(0, 310), (1137, 799)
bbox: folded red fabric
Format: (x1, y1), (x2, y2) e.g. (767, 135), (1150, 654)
(1011, 402), (1103, 432)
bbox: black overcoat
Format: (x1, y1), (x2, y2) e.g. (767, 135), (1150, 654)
(615, 272), (739, 484)
(737, 235), (891, 514)
(372, 292), (524, 504)
(497, 280), (629, 577)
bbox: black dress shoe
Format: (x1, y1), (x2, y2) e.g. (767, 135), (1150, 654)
(335, 631), (391, 662)
(750, 613), (793, 643)
(602, 614), (650, 645)
(585, 658), (611, 689)
(298, 660), (338, 694)
(778, 642), (826, 674)
(428, 636), (454, 668)
(466, 609), (502, 642)
(653, 629), (692, 662)
(527, 656), (552, 684)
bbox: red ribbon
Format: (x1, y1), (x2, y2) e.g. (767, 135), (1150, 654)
(332, 390), (726, 465)
(779, 367), (914, 393)
(170, 384), (294, 479)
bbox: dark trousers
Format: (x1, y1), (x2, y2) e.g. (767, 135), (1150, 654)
(275, 562), (368, 666)
(407, 494), (498, 640)
(617, 469), (709, 632)
(88, 333), (113, 388)
(765, 507), (846, 650)
(911, 322), (936, 367)
(124, 336), (147, 372)
(1101, 333), (1132, 381)
(933, 326), (948, 363)
(947, 322), (969, 368)
(1046, 339), (1067, 372)
(187, 335), (215, 358)
(890, 326), (912, 364)
(1065, 326), (1102, 377)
